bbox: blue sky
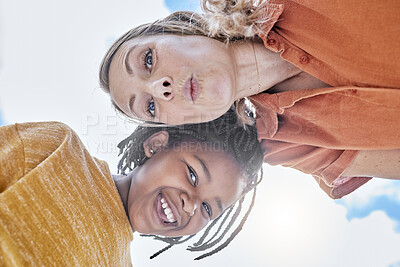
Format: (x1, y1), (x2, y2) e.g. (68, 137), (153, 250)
(164, 0), (200, 12)
(338, 195), (400, 232)
(336, 181), (400, 233)
(0, 110), (4, 126)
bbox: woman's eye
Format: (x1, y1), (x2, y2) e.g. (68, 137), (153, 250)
(143, 48), (153, 70)
(187, 165), (198, 187)
(146, 98), (155, 117)
(202, 202), (212, 218)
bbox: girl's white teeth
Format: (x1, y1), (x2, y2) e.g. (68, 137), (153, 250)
(164, 208), (172, 215)
(160, 197), (176, 223)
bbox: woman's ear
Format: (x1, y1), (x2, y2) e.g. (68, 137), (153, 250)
(143, 131), (170, 158)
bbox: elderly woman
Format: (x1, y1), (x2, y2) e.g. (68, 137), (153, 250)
(99, 0), (400, 198)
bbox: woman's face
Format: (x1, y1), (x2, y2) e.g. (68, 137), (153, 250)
(127, 143), (244, 237)
(108, 35), (237, 125)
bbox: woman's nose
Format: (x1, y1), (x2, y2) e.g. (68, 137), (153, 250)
(151, 77), (174, 101)
(180, 192), (197, 217)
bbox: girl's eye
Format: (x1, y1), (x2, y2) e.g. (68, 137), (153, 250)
(146, 98), (155, 117)
(143, 48), (153, 70)
(187, 164), (198, 187)
(202, 202), (212, 218)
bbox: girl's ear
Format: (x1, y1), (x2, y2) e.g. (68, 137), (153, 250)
(143, 131), (170, 158)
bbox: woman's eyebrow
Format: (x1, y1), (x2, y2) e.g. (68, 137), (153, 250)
(124, 45), (137, 75)
(129, 95), (137, 116)
(194, 155), (211, 182)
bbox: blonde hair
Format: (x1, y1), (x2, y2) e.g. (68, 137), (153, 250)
(201, 0), (271, 40)
(99, 0), (272, 126)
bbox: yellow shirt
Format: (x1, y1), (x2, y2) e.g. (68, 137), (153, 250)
(0, 122), (133, 266)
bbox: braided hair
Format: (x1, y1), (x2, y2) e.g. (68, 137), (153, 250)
(117, 109), (263, 260)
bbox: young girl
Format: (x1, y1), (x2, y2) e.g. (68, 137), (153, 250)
(0, 110), (263, 265)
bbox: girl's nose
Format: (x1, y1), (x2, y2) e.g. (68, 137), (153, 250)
(151, 77), (174, 101)
(180, 192), (197, 217)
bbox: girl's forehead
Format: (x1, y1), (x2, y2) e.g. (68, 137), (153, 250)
(171, 142), (231, 158)
(173, 142), (240, 170)
(187, 149), (243, 184)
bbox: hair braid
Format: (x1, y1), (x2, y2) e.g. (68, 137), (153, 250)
(194, 184), (258, 260)
(150, 244), (173, 259)
(192, 206), (233, 247)
(188, 197), (244, 252)
(141, 235), (196, 259)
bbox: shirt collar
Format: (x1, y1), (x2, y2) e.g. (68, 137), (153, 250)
(257, 2), (285, 40)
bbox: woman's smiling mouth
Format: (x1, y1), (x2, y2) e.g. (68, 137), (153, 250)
(182, 75), (200, 103)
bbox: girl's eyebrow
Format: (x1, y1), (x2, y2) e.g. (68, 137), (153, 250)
(216, 198), (223, 214)
(194, 155), (211, 181)
(193, 155), (223, 214)
(124, 45), (137, 75)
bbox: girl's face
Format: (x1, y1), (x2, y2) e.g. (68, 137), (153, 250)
(127, 136), (244, 237)
(108, 35), (237, 125)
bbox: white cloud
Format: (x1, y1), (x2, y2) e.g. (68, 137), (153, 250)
(340, 179), (400, 208)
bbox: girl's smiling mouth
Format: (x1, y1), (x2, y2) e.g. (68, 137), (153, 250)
(155, 193), (179, 226)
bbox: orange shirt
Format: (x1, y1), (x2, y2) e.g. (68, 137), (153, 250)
(250, 0), (400, 198)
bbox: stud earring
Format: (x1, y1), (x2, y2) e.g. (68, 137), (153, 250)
(150, 148), (155, 155)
